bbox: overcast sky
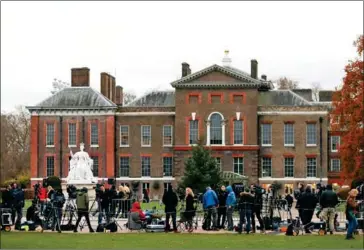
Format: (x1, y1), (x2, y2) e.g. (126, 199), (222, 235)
(1, 1), (363, 112)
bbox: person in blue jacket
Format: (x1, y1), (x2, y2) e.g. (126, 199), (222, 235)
(225, 186), (236, 231)
(203, 187), (219, 230)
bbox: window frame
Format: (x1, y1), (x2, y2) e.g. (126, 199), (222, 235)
(163, 156), (173, 177)
(90, 122), (99, 147)
(141, 125), (152, 147)
(330, 158), (341, 172)
(284, 123), (294, 147)
(68, 123), (77, 147)
(46, 156), (55, 176)
(261, 157), (272, 178)
(306, 123), (317, 147)
(189, 120), (199, 145)
(163, 125), (173, 147)
(233, 119), (244, 145)
(90, 156), (99, 177)
(306, 157), (317, 178)
(284, 157), (294, 177)
(233, 157), (244, 175)
(209, 113), (223, 145)
(120, 125), (130, 147)
(330, 136), (340, 152)
(46, 123), (55, 147)
(261, 124), (272, 147)
(141, 156), (151, 177)
(120, 157), (130, 177)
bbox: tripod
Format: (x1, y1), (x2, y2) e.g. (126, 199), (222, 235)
(79, 199), (98, 231)
(61, 199), (78, 226)
(43, 203), (61, 233)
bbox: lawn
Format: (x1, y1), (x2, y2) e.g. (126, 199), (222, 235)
(1, 232), (363, 249)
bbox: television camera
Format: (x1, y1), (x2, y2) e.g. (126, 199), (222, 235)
(66, 185), (78, 199)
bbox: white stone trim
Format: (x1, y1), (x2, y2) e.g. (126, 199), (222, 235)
(117, 112), (175, 116)
(116, 177), (175, 181)
(258, 111), (328, 115)
(31, 110), (115, 116)
(30, 177), (107, 181)
(259, 177), (328, 182)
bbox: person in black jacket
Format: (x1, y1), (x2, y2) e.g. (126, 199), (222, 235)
(238, 188), (254, 234)
(217, 185), (227, 229)
(11, 183), (25, 226)
(98, 185), (110, 224)
(319, 184), (339, 234)
(285, 193), (294, 210)
(1, 185), (13, 208)
(250, 184), (264, 233)
(162, 187), (178, 232)
(297, 185), (318, 234)
(184, 188), (195, 232)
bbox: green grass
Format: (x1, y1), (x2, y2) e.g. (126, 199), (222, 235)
(1, 232), (362, 249)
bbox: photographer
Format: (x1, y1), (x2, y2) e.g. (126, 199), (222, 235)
(1, 185), (13, 209)
(74, 187), (94, 233)
(11, 183), (25, 228)
(162, 186), (179, 232)
(250, 184), (265, 233)
(217, 185), (227, 229)
(98, 185), (110, 224)
(320, 184), (339, 235)
(296, 185), (318, 234)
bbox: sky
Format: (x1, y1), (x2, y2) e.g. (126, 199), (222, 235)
(1, 1), (363, 112)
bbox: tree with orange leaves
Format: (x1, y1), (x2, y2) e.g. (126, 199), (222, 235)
(331, 35), (364, 182)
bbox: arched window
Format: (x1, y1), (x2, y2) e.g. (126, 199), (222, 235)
(207, 112), (225, 145)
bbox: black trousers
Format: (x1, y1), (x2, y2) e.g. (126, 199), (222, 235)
(251, 206), (264, 231)
(165, 211), (177, 231)
(217, 207), (226, 228)
(75, 209), (93, 232)
(300, 210), (314, 231)
(12, 206), (23, 225)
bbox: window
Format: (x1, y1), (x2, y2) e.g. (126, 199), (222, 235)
(214, 157), (222, 170)
(261, 124), (272, 146)
(330, 159), (341, 172)
(141, 125), (151, 146)
(120, 125), (129, 147)
(210, 113), (223, 145)
(233, 157), (244, 175)
(141, 156), (151, 176)
(164, 183), (172, 193)
(209, 93), (223, 104)
(284, 123), (294, 146)
(284, 158), (294, 177)
(163, 125), (173, 146)
(189, 95), (199, 104)
(46, 156), (54, 176)
(142, 183), (150, 192)
(230, 93), (244, 104)
(233, 120), (244, 145)
(189, 120), (199, 144)
(331, 136), (340, 152)
(262, 158), (272, 177)
(306, 158), (317, 177)
(68, 123), (76, 146)
(90, 123), (99, 146)
(306, 123), (317, 146)
(120, 157), (130, 177)
(91, 156), (98, 176)
(163, 157), (173, 177)
(46, 123), (55, 146)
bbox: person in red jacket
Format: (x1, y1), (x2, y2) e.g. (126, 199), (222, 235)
(37, 184), (48, 215)
(130, 201), (146, 221)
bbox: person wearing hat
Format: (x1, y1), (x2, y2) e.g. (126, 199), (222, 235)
(346, 189), (361, 240)
(74, 187), (94, 233)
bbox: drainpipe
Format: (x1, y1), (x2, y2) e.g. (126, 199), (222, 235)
(60, 116), (63, 178)
(257, 115), (261, 185)
(37, 113), (40, 178)
(82, 116), (85, 143)
(319, 117), (323, 183)
(114, 114), (118, 179)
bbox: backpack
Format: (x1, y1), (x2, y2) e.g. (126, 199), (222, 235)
(285, 223), (294, 236)
(96, 223), (106, 232)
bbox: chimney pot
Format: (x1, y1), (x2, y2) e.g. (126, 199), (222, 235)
(100, 72), (116, 103)
(182, 63), (191, 77)
(251, 59), (258, 79)
(261, 74), (267, 80)
(71, 67), (90, 87)
(115, 85), (123, 105)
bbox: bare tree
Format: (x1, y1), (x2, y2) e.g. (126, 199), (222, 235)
(51, 78), (70, 94)
(275, 77), (299, 90)
(311, 82), (322, 101)
(0, 106), (30, 184)
(123, 91), (137, 105)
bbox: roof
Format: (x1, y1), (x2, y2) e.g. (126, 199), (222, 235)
(125, 90), (175, 107)
(319, 91), (333, 102)
(292, 89), (313, 101)
(27, 87), (117, 110)
(170, 64), (273, 89)
(258, 90), (312, 106)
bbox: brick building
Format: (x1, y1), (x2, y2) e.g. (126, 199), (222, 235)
(27, 52), (342, 197)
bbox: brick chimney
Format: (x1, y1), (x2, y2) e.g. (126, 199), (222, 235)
(182, 62), (191, 77)
(71, 67), (90, 87)
(100, 72), (116, 103)
(115, 86), (123, 105)
(251, 59), (258, 79)
(261, 74), (267, 81)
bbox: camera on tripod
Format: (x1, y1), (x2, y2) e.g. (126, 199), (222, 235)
(93, 184), (103, 199)
(66, 185), (78, 199)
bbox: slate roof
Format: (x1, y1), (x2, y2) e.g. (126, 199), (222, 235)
(258, 90), (312, 106)
(292, 89), (313, 101)
(319, 91), (333, 102)
(170, 64), (273, 89)
(28, 87), (117, 110)
(125, 90), (175, 107)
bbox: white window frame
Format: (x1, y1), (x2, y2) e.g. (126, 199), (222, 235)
(91, 156), (99, 177)
(261, 157), (272, 178)
(46, 123), (55, 147)
(141, 125), (152, 147)
(206, 112), (225, 146)
(141, 156), (151, 177)
(330, 158), (341, 172)
(68, 123), (77, 147)
(306, 123), (317, 147)
(261, 124), (272, 147)
(233, 120), (244, 145)
(189, 120), (199, 146)
(119, 157), (130, 177)
(306, 157), (317, 178)
(163, 125), (173, 147)
(331, 136), (340, 152)
(284, 123), (294, 147)
(120, 125), (130, 147)
(284, 157), (295, 178)
(90, 123), (99, 147)
(163, 157), (173, 177)
(46, 156), (55, 177)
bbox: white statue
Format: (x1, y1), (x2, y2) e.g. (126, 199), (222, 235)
(66, 142), (97, 184)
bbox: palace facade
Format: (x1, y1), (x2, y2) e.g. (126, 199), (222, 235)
(27, 53), (343, 196)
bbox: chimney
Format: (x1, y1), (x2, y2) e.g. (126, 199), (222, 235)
(71, 67), (90, 87)
(100, 72), (116, 103)
(251, 59), (258, 79)
(261, 74), (267, 81)
(115, 85), (123, 105)
(182, 63), (191, 77)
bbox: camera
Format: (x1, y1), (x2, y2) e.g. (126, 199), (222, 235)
(66, 185), (78, 199)
(232, 183), (245, 197)
(357, 184), (364, 200)
(93, 184), (103, 199)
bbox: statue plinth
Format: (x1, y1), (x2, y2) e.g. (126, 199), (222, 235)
(62, 183), (97, 209)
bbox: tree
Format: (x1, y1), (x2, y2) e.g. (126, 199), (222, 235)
(275, 77), (299, 90)
(51, 78), (70, 94)
(311, 82), (322, 101)
(331, 35), (364, 182)
(123, 91), (137, 105)
(179, 143), (222, 194)
(0, 106), (30, 185)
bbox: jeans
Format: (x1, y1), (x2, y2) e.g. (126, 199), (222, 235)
(239, 209), (252, 233)
(347, 213), (358, 238)
(321, 207), (336, 232)
(252, 206), (264, 232)
(11, 206), (23, 225)
(75, 209), (93, 232)
(217, 207), (226, 228)
(226, 207), (234, 230)
(98, 206), (110, 224)
(205, 206), (217, 229)
(165, 211), (177, 231)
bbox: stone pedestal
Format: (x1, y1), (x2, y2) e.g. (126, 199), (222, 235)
(62, 183), (97, 209)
